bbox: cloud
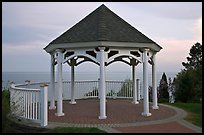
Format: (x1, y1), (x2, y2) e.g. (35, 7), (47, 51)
(2, 2), (105, 47)
(192, 17), (202, 42)
(113, 2), (202, 20)
(2, 41), (47, 56)
(2, 2), (102, 30)
(155, 37), (197, 72)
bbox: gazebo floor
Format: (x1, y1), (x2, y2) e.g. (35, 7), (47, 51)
(48, 98), (176, 124)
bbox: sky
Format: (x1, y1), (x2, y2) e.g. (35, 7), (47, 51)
(2, 2), (202, 74)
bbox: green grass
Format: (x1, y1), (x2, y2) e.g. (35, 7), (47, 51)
(48, 127), (106, 133)
(165, 102), (202, 127)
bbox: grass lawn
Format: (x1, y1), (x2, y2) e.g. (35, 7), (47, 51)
(165, 102), (202, 127)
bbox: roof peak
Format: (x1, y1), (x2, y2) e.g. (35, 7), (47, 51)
(99, 4), (107, 7)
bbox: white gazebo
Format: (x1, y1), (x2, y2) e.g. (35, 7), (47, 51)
(44, 4), (162, 119)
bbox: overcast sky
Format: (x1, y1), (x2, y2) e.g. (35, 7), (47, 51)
(2, 2), (202, 74)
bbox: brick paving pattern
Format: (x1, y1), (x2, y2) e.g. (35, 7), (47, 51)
(47, 99), (201, 133)
(48, 98), (176, 124)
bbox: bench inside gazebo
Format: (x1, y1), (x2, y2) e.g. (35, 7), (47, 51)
(10, 4), (162, 127)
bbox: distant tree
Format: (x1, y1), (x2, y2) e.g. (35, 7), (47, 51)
(158, 72), (169, 102)
(174, 42), (202, 103)
(174, 70), (193, 102)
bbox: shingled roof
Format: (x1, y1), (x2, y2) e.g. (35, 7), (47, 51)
(48, 4), (161, 47)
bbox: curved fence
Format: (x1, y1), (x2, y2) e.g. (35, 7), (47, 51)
(9, 83), (48, 127)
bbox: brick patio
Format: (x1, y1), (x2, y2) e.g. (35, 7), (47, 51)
(48, 98), (176, 124)
(45, 98), (202, 133)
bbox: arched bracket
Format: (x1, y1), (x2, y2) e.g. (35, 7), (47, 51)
(107, 50), (142, 64)
(106, 55), (141, 66)
(76, 57), (99, 66)
(63, 52), (98, 65)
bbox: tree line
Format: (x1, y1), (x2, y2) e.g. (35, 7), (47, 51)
(156, 42), (202, 103)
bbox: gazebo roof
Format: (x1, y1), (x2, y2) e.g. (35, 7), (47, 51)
(44, 4), (162, 53)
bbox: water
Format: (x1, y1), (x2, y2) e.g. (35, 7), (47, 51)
(2, 71), (177, 90)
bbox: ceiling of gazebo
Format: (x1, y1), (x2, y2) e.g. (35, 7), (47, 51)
(44, 4), (162, 53)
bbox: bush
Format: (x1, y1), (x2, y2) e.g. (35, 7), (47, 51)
(158, 98), (169, 103)
(2, 90), (10, 132)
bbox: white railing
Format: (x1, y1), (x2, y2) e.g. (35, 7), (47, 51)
(9, 83), (48, 127)
(21, 80), (142, 100)
(60, 80), (134, 99)
(9, 80), (141, 127)
(106, 80), (133, 98)
(61, 80), (141, 100)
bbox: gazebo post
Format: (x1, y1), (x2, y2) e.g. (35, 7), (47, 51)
(70, 59), (76, 104)
(152, 54), (159, 109)
(132, 64), (139, 104)
(49, 53), (56, 109)
(98, 47), (107, 119)
(142, 49), (151, 116)
(55, 49), (64, 116)
(137, 79), (140, 101)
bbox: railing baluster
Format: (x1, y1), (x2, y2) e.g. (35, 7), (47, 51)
(35, 92), (38, 120)
(26, 91), (28, 118)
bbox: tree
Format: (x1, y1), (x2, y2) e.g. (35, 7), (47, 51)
(158, 72), (169, 102)
(174, 42), (202, 103)
(182, 42), (202, 70)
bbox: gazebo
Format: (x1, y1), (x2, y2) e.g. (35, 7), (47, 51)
(44, 4), (162, 119)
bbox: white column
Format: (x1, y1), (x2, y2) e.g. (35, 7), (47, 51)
(132, 65), (139, 104)
(98, 78), (100, 99)
(137, 79), (140, 100)
(70, 59), (76, 104)
(142, 49), (151, 116)
(55, 49), (64, 116)
(49, 54), (56, 109)
(152, 54), (159, 109)
(98, 47), (107, 119)
(40, 84), (48, 127)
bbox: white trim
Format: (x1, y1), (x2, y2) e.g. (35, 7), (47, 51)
(44, 41), (162, 53)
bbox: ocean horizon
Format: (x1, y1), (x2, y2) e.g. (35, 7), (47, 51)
(2, 71), (178, 89)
